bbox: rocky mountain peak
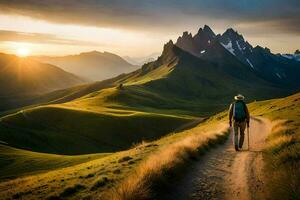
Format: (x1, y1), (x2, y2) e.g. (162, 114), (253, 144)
(182, 31), (193, 38)
(161, 40), (177, 61)
(163, 40), (174, 51)
(264, 47), (271, 53)
(223, 28), (236, 35)
(222, 28), (244, 41)
(195, 25), (216, 38)
(202, 25), (216, 37)
(177, 31), (193, 41)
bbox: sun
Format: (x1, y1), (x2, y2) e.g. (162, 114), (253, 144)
(17, 48), (30, 57)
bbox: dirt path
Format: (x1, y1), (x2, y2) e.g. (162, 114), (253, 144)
(158, 117), (272, 200)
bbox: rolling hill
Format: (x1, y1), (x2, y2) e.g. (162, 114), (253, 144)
(34, 39), (296, 112)
(0, 53), (85, 111)
(33, 51), (139, 81)
(0, 34), (297, 155)
(0, 25), (300, 199)
(1, 91), (300, 199)
(0, 25), (299, 158)
(0, 144), (110, 180)
(0, 105), (192, 154)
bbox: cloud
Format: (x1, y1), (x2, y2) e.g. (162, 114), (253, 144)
(0, 0), (299, 34)
(0, 30), (102, 46)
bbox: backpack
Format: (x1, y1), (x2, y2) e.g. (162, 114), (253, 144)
(233, 101), (246, 122)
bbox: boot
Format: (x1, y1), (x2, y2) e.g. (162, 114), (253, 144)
(235, 145), (239, 151)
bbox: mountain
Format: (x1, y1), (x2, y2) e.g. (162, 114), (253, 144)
(0, 52), (85, 111)
(0, 38), (295, 155)
(123, 52), (161, 65)
(176, 25), (300, 88)
(1, 25), (299, 155)
(38, 39), (294, 112)
(176, 25), (216, 57)
(33, 51), (139, 81)
(281, 49), (300, 62)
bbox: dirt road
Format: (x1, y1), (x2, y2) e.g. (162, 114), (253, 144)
(158, 117), (272, 200)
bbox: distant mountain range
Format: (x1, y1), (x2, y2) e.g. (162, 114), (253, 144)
(1, 26), (299, 114)
(23, 26), (300, 114)
(14, 25), (300, 113)
(33, 51), (139, 81)
(0, 52), (85, 111)
(281, 50), (300, 62)
(123, 52), (161, 65)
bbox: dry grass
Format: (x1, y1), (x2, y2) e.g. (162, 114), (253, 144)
(0, 146), (152, 200)
(0, 113), (227, 200)
(106, 125), (228, 200)
(264, 124), (300, 200)
(253, 94), (300, 200)
(270, 120), (287, 135)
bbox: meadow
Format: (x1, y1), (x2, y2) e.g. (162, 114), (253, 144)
(248, 92), (300, 199)
(0, 112), (227, 200)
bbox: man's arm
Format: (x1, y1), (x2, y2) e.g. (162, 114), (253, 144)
(228, 103), (233, 127)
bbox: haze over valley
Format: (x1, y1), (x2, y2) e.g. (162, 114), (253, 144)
(0, 1), (300, 200)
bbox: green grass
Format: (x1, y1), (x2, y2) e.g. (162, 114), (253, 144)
(248, 92), (300, 200)
(0, 112), (227, 200)
(0, 42), (294, 157)
(0, 102), (193, 154)
(0, 42), (298, 199)
(1, 91), (299, 200)
(0, 144), (110, 181)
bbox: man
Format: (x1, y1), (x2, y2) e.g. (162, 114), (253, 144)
(229, 94), (250, 151)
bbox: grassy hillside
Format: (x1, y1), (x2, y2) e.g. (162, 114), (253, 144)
(46, 41), (293, 116)
(1, 91), (299, 199)
(0, 113), (227, 200)
(0, 52), (85, 111)
(249, 92), (300, 200)
(0, 104), (193, 154)
(0, 41), (295, 156)
(27, 40), (296, 115)
(0, 144), (110, 181)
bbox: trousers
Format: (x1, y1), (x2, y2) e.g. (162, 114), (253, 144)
(233, 120), (246, 148)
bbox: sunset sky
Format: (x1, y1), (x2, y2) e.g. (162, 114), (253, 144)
(0, 0), (299, 57)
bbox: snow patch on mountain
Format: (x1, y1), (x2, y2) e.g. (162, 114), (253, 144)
(281, 54), (300, 62)
(246, 58), (254, 69)
(282, 54), (294, 59)
(236, 41), (242, 52)
(276, 73), (282, 79)
(221, 41), (235, 56)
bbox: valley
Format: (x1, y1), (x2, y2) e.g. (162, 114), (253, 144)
(0, 24), (299, 200)
(33, 51), (139, 81)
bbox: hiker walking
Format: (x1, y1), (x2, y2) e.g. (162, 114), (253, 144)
(228, 94), (250, 151)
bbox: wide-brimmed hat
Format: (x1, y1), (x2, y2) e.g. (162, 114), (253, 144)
(234, 94), (245, 100)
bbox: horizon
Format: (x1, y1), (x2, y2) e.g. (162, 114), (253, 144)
(0, 1), (299, 57)
(0, 25), (298, 58)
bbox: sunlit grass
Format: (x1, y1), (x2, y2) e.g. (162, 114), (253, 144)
(106, 118), (228, 200)
(0, 113), (226, 199)
(0, 102), (193, 155)
(249, 92), (300, 200)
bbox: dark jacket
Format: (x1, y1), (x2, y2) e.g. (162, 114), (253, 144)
(228, 100), (250, 123)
